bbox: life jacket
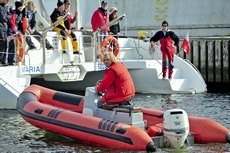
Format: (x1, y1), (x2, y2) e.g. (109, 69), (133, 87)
(8, 9), (22, 33)
(91, 8), (109, 32)
(102, 62), (135, 102)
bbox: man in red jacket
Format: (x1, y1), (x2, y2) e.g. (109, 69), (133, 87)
(91, 0), (109, 42)
(150, 20), (179, 80)
(95, 52), (135, 110)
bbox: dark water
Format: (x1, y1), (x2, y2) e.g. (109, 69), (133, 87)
(1, 92), (230, 153)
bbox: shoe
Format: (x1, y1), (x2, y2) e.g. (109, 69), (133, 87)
(168, 77), (172, 81)
(7, 59), (14, 65)
(162, 76), (167, 80)
(29, 45), (36, 50)
(63, 51), (67, 54)
(8, 59), (15, 63)
(47, 46), (54, 50)
(73, 51), (82, 54)
(8, 59), (15, 62)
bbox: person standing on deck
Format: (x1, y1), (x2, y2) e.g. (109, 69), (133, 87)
(95, 52), (135, 110)
(150, 20), (179, 80)
(91, 1), (109, 61)
(109, 7), (120, 39)
(7, 1), (23, 65)
(91, 0), (109, 42)
(0, 0), (11, 65)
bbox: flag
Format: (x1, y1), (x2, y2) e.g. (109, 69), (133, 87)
(181, 30), (190, 55)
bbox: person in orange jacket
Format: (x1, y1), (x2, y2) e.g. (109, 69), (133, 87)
(95, 52), (135, 110)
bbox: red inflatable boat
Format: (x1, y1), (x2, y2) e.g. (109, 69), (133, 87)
(17, 84), (230, 152)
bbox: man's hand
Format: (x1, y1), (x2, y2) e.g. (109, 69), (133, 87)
(24, 29), (30, 36)
(65, 29), (71, 35)
(94, 86), (98, 92)
(74, 11), (78, 16)
(29, 29), (35, 34)
(176, 47), (181, 55)
(150, 41), (155, 47)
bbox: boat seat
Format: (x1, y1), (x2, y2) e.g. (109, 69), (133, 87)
(112, 106), (142, 116)
(113, 106), (142, 113)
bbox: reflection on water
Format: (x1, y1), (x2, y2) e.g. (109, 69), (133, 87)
(0, 92), (230, 153)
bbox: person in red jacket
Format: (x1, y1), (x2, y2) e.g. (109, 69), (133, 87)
(63, 0), (77, 31)
(63, 0), (79, 54)
(95, 52), (135, 110)
(91, 1), (110, 61)
(91, 0), (109, 42)
(7, 1), (23, 65)
(150, 20), (179, 80)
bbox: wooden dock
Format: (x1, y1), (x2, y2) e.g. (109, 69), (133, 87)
(178, 37), (230, 93)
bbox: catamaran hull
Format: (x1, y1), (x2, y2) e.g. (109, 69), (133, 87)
(31, 67), (206, 94)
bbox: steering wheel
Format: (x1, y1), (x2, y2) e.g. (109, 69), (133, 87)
(96, 80), (106, 96)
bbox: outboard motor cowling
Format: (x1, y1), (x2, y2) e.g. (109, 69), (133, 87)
(163, 109), (189, 148)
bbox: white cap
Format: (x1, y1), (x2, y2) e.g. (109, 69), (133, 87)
(109, 7), (118, 15)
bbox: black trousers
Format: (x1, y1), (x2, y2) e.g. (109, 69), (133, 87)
(25, 30), (52, 48)
(0, 31), (7, 64)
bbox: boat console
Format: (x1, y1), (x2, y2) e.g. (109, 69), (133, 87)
(82, 87), (145, 129)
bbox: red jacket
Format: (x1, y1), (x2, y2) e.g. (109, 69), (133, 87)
(97, 62), (135, 102)
(64, 10), (76, 30)
(91, 8), (109, 32)
(150, 30), (179, 61)
(8, 9), (22, 33)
